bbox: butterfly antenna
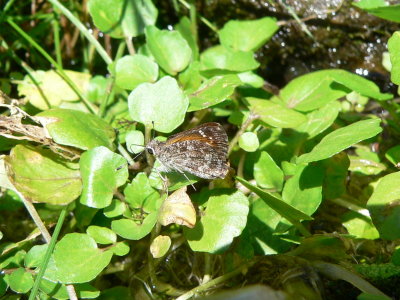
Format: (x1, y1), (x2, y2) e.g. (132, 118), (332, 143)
(128, 144), (145, 161)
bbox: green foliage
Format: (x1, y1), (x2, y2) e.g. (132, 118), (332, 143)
(1, 0), (399, 299)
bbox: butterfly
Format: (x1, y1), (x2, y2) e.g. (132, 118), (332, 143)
(146, 122), (229, 179)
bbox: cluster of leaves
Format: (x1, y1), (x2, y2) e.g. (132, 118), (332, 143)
(1, 0), (400, 299)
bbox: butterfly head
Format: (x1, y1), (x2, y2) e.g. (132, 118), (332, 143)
(146, 139), (162, 156)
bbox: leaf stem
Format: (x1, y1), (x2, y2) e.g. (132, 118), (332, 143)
(177, 0), (218, 32)
(46, 0), (112, 65)
(228, 114), (257, 155)
(29, 205), (71, 300)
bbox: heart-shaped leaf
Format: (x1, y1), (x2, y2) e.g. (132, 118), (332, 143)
(128, 76), (188, 133)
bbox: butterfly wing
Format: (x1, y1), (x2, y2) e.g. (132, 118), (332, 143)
(159, 123), (229, 179)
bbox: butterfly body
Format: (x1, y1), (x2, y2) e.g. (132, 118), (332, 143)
(146, 122), (229, 179)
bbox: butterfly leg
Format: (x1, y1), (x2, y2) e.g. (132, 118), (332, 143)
(154, 168), (169, 194)
(175, 168), (196, 191)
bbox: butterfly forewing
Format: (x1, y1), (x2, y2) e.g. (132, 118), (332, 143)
(156, 123), (229, 179)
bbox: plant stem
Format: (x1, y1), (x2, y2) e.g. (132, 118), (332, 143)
(177, 0), (218, 32)
(176, 259), (257, 300)
(29, 205), (70, 300)
(47, 0), (112, 65)
(7, 18), (96, 114)
(52, 11), (63, 67)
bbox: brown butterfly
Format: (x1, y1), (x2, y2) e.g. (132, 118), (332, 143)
(146, 122), (229, 179)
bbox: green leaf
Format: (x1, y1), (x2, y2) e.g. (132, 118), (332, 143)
(0, 276), (7, 297)
(367, 172), (400, 240)
(238, 132), (259, 152)
(53, 233), (113, 283)
(150, 235), (171, 258)
(184, 189), (249, 253)
(88, 0), (157, 38)
(5, 145), (82, 205)
(353, 1), (400, 22)
(246, 97), (307, 128)
(187, 75), (242, 112)
(239, 198), (289, 256)
(8, 268), (34, 293)
(145, 26), (192, 75)
(17, 70), (91, 110)
(280, 70), (392, 112)
(342, 211), (380, 240)
(282, 163), (324, 216)
(86, 226), (117, 244)
(322, 153), (350, 199)
(219, 17), (279, 51)
(86, 75), (110, 105)
(103, 199), (127, 218)
(237, 71), (264, 88)
(124, 173), (160, 213)
(175, 17), (199, 61)
(128, 76), (188, 133)
(25, 244), (47, 268)
(254, 151), (284, 191)
(178, 61), (202, 93)
(297, 118), (382, 164)
(39, 280), (100, 299)
(112, 242), (130, 256)
(37, 109), (115, 151)
(388, 32), (400, 85)
(111, 211), (158, 240)
(385, 145), (400, 167)
(200, 45), (260, 72)
(125, 130), (145, 154)
(297, 101), (341, 139)
(80, 146), (128, 208)
(114, 55), (158, 90)
(236, 177), (313, 221)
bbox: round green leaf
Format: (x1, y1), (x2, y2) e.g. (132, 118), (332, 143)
(88, 0), (157, 38)
(86, 226), (117, 244)
(219, 17), (279, 52)
(367, 171), (400, 240)
(187, 75), (242, 112)
(145, 26), (192, 75)
(53, 233), (113, 283)
(238, 132), (259, 152)
(112, 242), (130, 256)
(246, 97), (307, 128)
(8, 268), (34, 293)
(37, 109), (115, 151)
(200, 45), (260, 72)
(115, 55), (158, 90)
(5, 145), (82, 205)
(17, 70), (91, 110)
(111, 212), (158, 240)
(150, 235), (171, 258)
(125, 130), (145, 154)
(184, 189), (249, 253)
(128, 76), (188, 133)
(254, 151), (284, 190)
(297, 118), (382, 164)
(80, 146), (128, 208)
